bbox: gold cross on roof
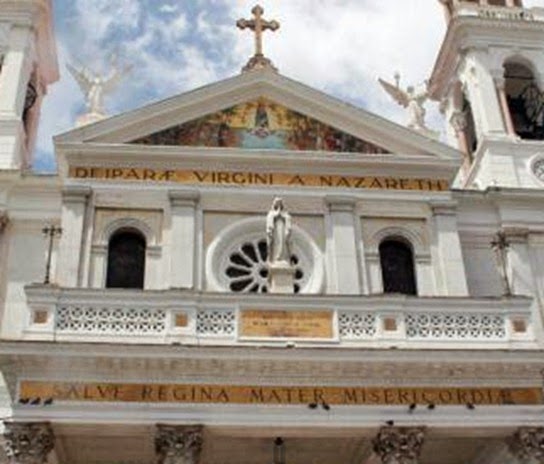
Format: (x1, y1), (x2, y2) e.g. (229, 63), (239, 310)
(237, 5), (280, 73)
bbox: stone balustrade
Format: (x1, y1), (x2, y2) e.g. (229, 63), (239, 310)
(23, 284), (536, 349)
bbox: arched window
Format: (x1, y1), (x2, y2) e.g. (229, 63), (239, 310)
(379, 239), (417, 296)
(106, 229), (146, 289)
(504, 61), (544, 140)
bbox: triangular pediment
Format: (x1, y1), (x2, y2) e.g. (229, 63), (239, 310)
(55, 69), (461, 162)
(130, 97), (389, 155)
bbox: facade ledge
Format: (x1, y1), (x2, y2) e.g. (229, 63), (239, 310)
(21, 285), (537, 350)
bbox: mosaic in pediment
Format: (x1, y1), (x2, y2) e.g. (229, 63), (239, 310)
(131, 98), (389, 154)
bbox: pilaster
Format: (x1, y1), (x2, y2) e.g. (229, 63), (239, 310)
(461, 50), (506, 138)
(503, 228), (535, 297)
(2, 422), (54, 464)
(168, 190), (199, 290)
(372, 427), (426, 464)
(155, 424), (203, 464)
(0, 25), (33, 119)
(430, 201), (468, 296)
(56, 186), (91, 287)
(325, 196), (361, 295)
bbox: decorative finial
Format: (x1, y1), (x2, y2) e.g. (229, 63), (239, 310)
(67, 55), (132, 127)
(237, 5), (280, 73)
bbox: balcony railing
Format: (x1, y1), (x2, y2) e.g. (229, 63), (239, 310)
(23, 285), (537, 349)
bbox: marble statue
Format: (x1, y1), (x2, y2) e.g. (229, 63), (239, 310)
(379, 74), (432, 134)
(266, 197), (292, 265)
(67, 56), (131, 116)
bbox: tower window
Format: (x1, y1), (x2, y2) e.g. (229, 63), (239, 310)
(379, 239), (417, 296)
(106, 229), (146, 289)
(504, 61), (544, 140)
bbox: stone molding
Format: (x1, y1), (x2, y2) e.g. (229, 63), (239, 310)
(61, 185), (91, 204)
(372, 426), (426, 464)
(168, 189), (200, 208)
(324, 195), (357, 213)
(2, 422), (54, 464)
(508, 427), (544, 463)
(155, 424), (203, 464)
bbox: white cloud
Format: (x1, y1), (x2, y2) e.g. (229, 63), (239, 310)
(34, 0), (544, 170)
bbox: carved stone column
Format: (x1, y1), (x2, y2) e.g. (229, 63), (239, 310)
(507, 427), (544, 463)
(155, 425), (203, 464)
(372, 427), (426, 464)
(2, 422), (54, 464)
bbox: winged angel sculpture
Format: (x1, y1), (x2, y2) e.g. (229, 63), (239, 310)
(67, 56), (132, 116)
(379, 74), (433, 134)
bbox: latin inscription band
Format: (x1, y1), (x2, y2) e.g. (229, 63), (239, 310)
(69, 167), (450, 192)
(19, 381), (542, 406)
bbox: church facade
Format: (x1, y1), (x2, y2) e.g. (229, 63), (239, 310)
(0, 1), (544, 463)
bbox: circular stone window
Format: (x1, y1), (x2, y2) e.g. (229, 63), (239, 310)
(206, 218), (324, 294)
(226, 238), (306, 293)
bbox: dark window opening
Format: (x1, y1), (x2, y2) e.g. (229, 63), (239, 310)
(505, 61), (544, 140)
(106, 229), (146, 289)
(463, 95), (478, 159)
(379, 239), (417, 296)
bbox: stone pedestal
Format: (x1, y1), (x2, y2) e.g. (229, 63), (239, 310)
(268, 262), (295, 294)
(75, 111), (106, 127)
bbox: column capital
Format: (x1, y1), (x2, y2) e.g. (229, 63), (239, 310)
(324, 195), (357, 212)
(61, 185), (91, 204)
(508, 427), (544, 463)
(3, 422), (54, 464)
(155, 424), (203, 464)
(168, 189), (200, 208)
(430, 200), (458, 216)
(372, 426), (426, 464)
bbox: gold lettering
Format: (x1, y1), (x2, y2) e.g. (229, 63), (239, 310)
(125, 169), (141, 180)
(320, 176), (333, 187)
(74, 167), (89, 178)
(232, 172), (246, 185)
(17, 382), (544, 406)
(143, 169), (156, 180)
(336, 177), (351, 188)
(193, 171), (209, 182)
(250, 388), (265, 403)
(288, 175), (306, 186)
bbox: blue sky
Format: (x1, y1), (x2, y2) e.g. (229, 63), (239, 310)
(34, 0), (543, 172)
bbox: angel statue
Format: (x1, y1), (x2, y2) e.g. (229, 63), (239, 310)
(379, 73), (432, 134)
(67, 55), (132, 117)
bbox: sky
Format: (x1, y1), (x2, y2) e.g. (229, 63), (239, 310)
(34, 0), (544, 171)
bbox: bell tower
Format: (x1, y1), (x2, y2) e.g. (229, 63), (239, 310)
(0, 0), (58, 170)
(430, 0), (544, 189)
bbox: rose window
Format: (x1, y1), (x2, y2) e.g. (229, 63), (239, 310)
(225, 238), (305, 293)
(206, 218), (324, 294)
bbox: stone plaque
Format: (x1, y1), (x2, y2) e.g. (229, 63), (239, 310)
(240, 310), (333, 339)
